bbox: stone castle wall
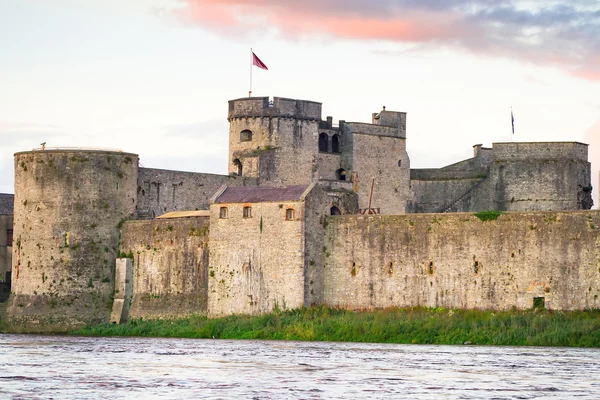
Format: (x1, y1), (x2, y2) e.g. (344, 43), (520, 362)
(490, 159), (592, 211)
(410, 143), (592, 213)
(7, 150), (138, 330)
(228, 97), (320, 186)
(349, 131), (410, 214)
(492, 142), (588, 161)
(138, 168), (257, 216)
(208, 200), (307, 317)
(322, 211), (600, 311)
(0, 214), (12, 283)
(120, 217), (210, 319)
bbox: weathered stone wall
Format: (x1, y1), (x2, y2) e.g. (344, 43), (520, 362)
(0, 214), (13, 301)
(493, 142), (588, 161)
(208, 200), (306, 317)
(323, 211), (600, 311)
(0, 214), (13, 283)
(304, 186), (358, 306)
(411, 142), (592, 213)
(137, 168), (257, 216)
(410, 178), (490, 213)
(317, 153), (344, 181)
(228, 116), (319, 186)
(348, 131), (410, 214)
(120, 217), (210, 319)
(228, 97), (322, 120)
(490, 159), (592, 211)
(7, 150), (138, 331)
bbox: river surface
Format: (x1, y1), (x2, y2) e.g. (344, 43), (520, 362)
(1, 334), (599, 399)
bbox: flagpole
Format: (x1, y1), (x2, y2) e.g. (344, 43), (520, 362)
(510, 106), (513, 142)
(249, 48), (252, 97)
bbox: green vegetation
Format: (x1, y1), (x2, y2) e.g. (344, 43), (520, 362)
(474, 210), (504, 221)
(70, 307), (600, 347)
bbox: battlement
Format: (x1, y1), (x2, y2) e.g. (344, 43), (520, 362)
(492, 142), (588, 161)
(372, 109), (407, 130)
(228, 96), (322, 121)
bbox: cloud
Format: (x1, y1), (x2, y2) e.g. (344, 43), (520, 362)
(174, 0), (600, 80)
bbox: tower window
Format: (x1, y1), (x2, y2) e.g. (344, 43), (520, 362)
(318, 133), (329, 153)
(398, 159), (402, 167)
(240, 130), (253, 142)
(219, 207), (228, 219)
(285, 208), (295, 221)
(332, 134), (341, 153)
(243, 206), (252, 218)
(233, 159), (243, 176)
(6, 229), (13, 247)
(336, 168), (347, 181)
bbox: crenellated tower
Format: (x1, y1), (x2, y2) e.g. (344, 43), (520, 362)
(227, 97), (322, 186)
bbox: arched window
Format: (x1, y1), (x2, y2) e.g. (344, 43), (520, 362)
(318, 133), (329, 153)
(336, 168), (347, 181)
(332, 134), (340, 153)
(330, 206), (341, 215)
(233, 159), (243, 176)
(285, 208), (295, 221)
(240, 130), (253, 142)
(219, 207), (228, 219)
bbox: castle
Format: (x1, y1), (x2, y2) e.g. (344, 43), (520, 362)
(3, 96), (599, 331)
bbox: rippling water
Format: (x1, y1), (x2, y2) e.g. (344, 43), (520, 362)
(1, 334), (599, 399)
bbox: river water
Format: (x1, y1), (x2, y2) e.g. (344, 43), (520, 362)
(1, 334), (599, 399)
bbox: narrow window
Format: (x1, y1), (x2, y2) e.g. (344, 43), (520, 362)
(233, 159), (243, 176)
(7, 229), (13, 247)
(330, 206), (341, 215)
(336, 168), (346, 181)
(318, 133), (329, 153)
(398, 159), (402, 167)
(219, 207), (228, 219)
(240, 129), (252, 142)
(332, 134), (340, 153)
(243, 206), (252, 218)
(285, 208), (295, 221)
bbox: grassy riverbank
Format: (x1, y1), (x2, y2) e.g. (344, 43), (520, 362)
(71, 307), (600, 347)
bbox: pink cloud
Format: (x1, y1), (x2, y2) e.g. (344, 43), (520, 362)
(174, 0), (600, 81)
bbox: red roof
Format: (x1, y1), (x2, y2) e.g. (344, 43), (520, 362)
(214, 185), (309, 204)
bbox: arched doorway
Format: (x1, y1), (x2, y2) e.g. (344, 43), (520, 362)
(336, 168), (346, 181)
(330, 206), (341, 215)
(233, 159), (243, 176)
(319, 133), (329, 153)
(332, 134), (340, 153)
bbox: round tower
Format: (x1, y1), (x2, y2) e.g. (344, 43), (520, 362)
(227, 96), (322, 185)
(7, 149), (138, 331)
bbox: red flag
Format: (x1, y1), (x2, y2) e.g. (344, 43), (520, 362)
(252, 52), (268, 70)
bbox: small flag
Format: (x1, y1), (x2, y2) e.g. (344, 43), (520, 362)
(252, 52), (268, 70)
(511, 109), (515, 134)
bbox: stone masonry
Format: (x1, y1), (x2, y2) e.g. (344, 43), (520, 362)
(4, 96), (597, 330)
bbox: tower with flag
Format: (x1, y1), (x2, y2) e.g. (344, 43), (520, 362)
(249, 48), (268, 97)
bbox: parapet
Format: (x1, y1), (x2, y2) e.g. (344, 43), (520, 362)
(228, 96), (322, 121)
(492, 142), (589, 161)
(372, 108), (407, 130)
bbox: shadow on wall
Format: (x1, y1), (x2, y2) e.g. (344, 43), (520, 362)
(584, 118), (600, 209)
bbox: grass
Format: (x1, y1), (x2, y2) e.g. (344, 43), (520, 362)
(474, 210), (504, 221)
(70, 306), (600, 347)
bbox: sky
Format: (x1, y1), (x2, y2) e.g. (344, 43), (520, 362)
(1, 0), (599, 205)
